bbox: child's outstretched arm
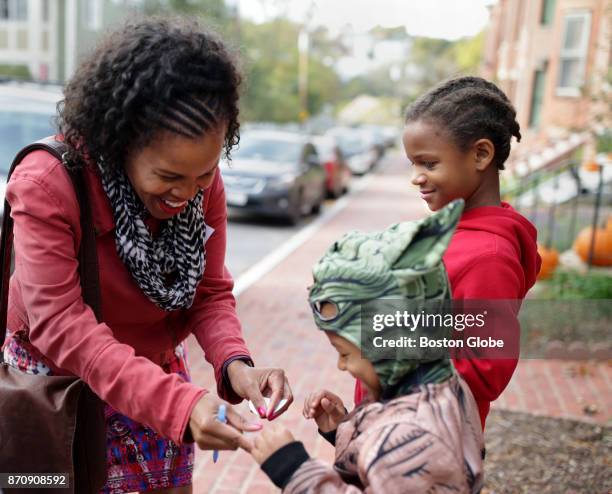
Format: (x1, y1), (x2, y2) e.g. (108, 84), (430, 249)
(253, 422), (480, 493)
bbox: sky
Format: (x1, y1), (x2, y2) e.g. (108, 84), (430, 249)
(234, 0), (496, 40)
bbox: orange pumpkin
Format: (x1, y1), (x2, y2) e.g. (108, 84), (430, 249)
(573, 217), (612, 266)
(582, 160), (601, 172)
(537, 244), (560, 279)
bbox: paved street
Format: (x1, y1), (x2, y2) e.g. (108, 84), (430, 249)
(226, 207), (318, 277)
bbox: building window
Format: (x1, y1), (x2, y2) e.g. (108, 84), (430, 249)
(0, 0), (28, 20)
(14, 0), (25, 19)
(0, 0), (8, 19)
(557, 11), (591, 96)
(16, 27), (27, 49)
(83, 0), (102, 31)
(529, 67), (547, 128)
(42, 30), (49, 51)
(540, 0), (556, 25)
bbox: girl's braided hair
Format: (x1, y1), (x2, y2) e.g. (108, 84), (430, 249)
(58, 17), (241, 169)
(405, 76), (521, 170)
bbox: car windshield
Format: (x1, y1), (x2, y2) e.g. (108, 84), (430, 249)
(314, 139), (333, 156)
(335, 134), (363, 154)
(234, 136), (302, 164)
(0, 98), (58, 173)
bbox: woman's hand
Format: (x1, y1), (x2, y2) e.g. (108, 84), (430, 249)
(227, 360), (293, 420)
(303, 389), (346, 433)
(188, 394), (262, 452)
(251, 424), (295, 465)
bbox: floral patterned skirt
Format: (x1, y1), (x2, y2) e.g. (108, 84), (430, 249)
(3, 335), (194, 494)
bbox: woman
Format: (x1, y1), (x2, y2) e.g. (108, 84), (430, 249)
(2, 17), (292, 494)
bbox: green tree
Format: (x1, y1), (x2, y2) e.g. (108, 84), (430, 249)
(451, 31), (485, 74)
(369, 25), (409, 41)
(0, 64), (31, 80)
(142, 0), (230, 26)
(239, 19), (341, 122)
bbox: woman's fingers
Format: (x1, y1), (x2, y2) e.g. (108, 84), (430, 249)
(265, 370), (290, 419)
(271, 381), (294, 419)
(194, 432), (238, 451)
(226, 406), (263, 433)
(196, 421), (254, 452)
(189, 395), (260, 452)
(244, 380), (268, 418)
(230, 366), (293, 420)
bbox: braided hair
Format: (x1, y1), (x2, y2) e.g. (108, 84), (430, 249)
(405, 76), (521, 170)
(58, 17), (241, 169)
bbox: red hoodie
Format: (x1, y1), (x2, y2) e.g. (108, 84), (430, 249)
(355, 202), (541, 428)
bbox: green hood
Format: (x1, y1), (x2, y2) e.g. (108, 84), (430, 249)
(308, 199), (464, 396)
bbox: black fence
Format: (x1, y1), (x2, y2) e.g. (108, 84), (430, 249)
(502, 157), (611, 268)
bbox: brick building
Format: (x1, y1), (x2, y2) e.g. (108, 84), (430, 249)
(482, 0), (610, 158)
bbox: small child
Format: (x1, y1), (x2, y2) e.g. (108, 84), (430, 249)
(250, 200), (484, 493)
(355, 76), (542, 428)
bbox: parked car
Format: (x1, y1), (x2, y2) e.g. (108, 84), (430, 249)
(0, 82), (62, 215)
(378, 125), (401, 149)
(221, 130), (326, 224)
(359, 125), (388, 159)
(326, 127), (379, 175)
(312, 135), (351, 198)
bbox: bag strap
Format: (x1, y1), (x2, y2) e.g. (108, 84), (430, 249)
(0, 137), (102, 354)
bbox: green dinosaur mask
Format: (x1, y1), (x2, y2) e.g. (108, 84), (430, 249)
(308, 199), (464, 397)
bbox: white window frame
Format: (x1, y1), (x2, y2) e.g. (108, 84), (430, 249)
(556, 10), (591, 97)
(82, 0), (102, 31)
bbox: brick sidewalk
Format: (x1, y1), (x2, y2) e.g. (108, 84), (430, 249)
(185, 153), (612, 494)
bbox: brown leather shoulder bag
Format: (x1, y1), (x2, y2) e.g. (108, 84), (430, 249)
(0, 137), (107, 493)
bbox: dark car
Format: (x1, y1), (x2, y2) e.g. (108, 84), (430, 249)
(221, 130), (326, 224)
(326, 127), (379, 175)
(313, 135), (351, 198)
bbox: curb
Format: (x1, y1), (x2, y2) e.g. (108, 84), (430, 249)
(232, 166), (378, 297)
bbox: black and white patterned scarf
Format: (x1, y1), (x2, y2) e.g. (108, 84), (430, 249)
(97, 162), (206, 311)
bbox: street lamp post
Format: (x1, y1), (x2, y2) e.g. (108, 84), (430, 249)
(298, 28), (309, 124)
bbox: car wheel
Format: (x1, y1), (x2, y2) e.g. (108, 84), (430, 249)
(286, 192), (302, 225)
(331, 180), (342, 199)
(312, 183), (327, 214)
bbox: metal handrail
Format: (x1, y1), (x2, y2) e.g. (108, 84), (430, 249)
(503, 154), (610, 268)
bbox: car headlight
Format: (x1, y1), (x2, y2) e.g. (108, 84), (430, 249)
(266, 174), (295, 191)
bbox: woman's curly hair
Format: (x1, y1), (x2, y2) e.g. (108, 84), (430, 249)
(58, 17), (241, 169)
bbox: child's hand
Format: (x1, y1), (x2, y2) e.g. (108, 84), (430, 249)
(251, 424), (295, 464)
(303, 390), (346, 433)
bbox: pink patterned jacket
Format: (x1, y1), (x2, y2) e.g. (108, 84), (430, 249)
(262, 375), (484, 493)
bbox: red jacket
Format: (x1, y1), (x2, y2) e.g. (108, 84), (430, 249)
(4, 148), (251, 443)
(355, 202), (541, 428)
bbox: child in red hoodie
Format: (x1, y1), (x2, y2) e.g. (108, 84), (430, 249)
(355, 76), (541, 429)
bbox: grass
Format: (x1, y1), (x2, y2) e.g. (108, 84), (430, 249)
(539, 270), (612, 299)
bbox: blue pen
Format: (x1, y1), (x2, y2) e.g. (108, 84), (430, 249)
(213, 404), (227, 463)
